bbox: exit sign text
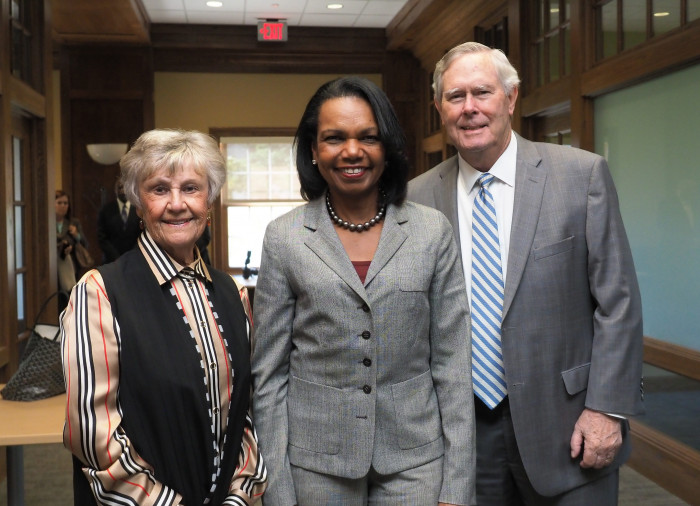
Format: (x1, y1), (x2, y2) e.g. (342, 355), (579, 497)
(257, 21), (288, 42)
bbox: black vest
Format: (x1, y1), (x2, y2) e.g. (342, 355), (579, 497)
(73, 248), (250, 505)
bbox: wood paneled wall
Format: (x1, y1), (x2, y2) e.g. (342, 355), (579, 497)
(388, 0), (510, 72)
(151, 25), (389, 74)
(381, 51), (423, 180)
(59, 46), (154, 267)
(0, 0), (55, 382)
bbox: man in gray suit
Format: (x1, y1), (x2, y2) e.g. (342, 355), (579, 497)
(408, 42), (643, 505)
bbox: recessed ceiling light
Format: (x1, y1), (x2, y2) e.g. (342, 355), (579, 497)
(327, 3), (343, 9)
(550, 8), (559, 13)
(206, 1), (223, 7)
(653, 11), (670, 17)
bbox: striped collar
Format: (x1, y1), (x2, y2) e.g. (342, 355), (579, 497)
(137, 230), (212, 285)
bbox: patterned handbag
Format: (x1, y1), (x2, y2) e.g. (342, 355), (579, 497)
(1, 291), (68, 401)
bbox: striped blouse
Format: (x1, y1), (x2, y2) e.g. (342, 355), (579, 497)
(61, 231), (267, 505)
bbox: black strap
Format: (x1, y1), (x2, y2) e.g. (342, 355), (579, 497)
(32, 290), (69, 341)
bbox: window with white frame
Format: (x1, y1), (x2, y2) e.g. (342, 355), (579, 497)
(220, 134), (304, 269)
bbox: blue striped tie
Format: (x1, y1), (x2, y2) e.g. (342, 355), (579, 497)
(471, 173), (507, 408)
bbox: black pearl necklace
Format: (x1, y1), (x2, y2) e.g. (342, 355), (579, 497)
(326, 192), (386, 233)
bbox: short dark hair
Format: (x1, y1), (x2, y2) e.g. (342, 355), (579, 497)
(294, 76), (409, 204)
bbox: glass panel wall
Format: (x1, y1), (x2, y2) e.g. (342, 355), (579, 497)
(596, 0), (695, 61)
(530, 0), (571, 88)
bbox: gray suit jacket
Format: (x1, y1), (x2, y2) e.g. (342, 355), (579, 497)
(407, 133), (644, 496)
(252, 196), (475, 505)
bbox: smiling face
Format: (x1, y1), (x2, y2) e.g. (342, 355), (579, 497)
(312, 96), (385, 205)
(436, 52), (518, 171)
(138, 162), (210, 265)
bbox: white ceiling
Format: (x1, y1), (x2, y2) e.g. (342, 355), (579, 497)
(141, 0), (411, 28)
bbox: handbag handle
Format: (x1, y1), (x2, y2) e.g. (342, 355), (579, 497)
(32, 290), (70, 335)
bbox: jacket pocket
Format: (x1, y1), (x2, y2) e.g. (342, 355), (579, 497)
(533, 236), (574, 260)
(288, 376), (342, 454)
(391, 370), (442, 450)
(561, 362), (590, 395)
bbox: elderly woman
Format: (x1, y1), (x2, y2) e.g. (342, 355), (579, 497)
(61, 130), (267, 506)
(252, 77), (475, 505)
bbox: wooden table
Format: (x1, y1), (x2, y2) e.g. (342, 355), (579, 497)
(0, 387), (65, 506)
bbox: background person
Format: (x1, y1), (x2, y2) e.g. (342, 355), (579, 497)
(408, 42), (644, 505)
(252, 76), (475, 506)
(96, 179), (141, 263)
(55, 190), (88, 295)
(61, 129), (267, 506)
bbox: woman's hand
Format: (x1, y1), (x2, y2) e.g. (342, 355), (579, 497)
(60, 240), (73, 257)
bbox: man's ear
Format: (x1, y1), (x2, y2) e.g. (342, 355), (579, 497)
(508, 86), (519, 116)
(434, 98), (445, 126)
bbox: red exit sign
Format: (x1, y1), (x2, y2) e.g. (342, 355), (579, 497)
(257, 20), (288, 42)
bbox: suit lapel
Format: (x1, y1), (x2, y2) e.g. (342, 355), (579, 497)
(364, 204), (408, 286)
(302, 196), (410, 302)
(303, 197), (368, 300)
(435, 157), (461, 250)
(503, 136), (546, 319)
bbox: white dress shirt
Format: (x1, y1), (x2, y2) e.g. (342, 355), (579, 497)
(457, 131), (517, 306)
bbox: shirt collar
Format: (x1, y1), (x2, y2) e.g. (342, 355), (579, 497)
(138, 230), (212, 286)
(457, 130), (517, 192)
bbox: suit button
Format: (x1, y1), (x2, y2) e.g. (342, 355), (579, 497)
(362, 358), (372, 367)
(361, 303), (370, 313)
(362, 385), (372, 394)
(361, 331), (371, 340)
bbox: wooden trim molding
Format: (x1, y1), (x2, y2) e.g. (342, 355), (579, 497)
(8, 78), (47, 118)
(422, 131), (444, 154)
(630, 337), (700, 502)
(643, 336), (700, 382)
(151, 24), (388, 74)
(628, 419), (700, 504)
(519, 76), (572, 118)
(210, 127), (295, 139)
(581, 24), (700, 97)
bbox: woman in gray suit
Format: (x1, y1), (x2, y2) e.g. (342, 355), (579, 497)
(252, 77), (476, 506)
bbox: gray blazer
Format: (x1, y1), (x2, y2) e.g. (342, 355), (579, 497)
(252, 196), (475, 505)
(407, 133), (644, 496)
